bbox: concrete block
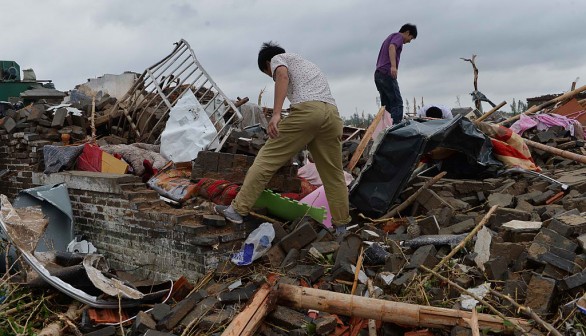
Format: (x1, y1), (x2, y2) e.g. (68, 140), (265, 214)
(281, 248), (299, 270)
(528, 228), (578, 263)
(488, 208), (531, 230)
(525, 274), (556, 315)
(406, 245), (438, 269)
(288, 264), (325, 283)
(159, 290), (207, 330)
(384, 253), (407, 273)
(578, 234), (586, 250)
(310, 241), (340, 255)
(542, 263), (570, 280)
(548, 215), (586, 237)
(2, 116), (16, 133)
(199, 310), (233, 330)
(264, 244), (286, 268)
(218, 284), (257, 304)
(51, 108), (68, 127)
(179, 296), (220, 328)
(416, 189), (451, 211)
(315, 315), (337, 335)
(84, 326), (116, 336)
(542, 252), (576, 272)
(132, 311), (156, 335)
(487, 193), (514, 208)
(438, 218), (475, 234)
(501, 220), (542, 233)
(559, 269), (586, 291)
(202, 214), (226, 227)
(144, 331), (176, 336)
(268, 306), (310, 330)
(418, 216), (440, 235)
(483, 257), (508, 281)
(391, 270), (418, 292)
(279, 222), (317, 252)
(151, 303), (171, 322)
(531, 190), (557, 206)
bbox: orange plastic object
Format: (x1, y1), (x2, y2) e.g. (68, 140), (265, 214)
(87, 308), (129, 324)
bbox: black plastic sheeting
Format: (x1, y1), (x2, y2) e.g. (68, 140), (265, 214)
(349, 115), (502, 217)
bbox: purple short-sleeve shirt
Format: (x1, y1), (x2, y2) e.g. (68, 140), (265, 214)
(376, 32), (404, 74)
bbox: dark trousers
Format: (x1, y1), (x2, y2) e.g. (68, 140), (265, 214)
(374, 70), (403, 124)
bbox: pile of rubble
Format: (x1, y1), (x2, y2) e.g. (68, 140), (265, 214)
(75, 170), (585, 335)
(2, 39), (586, 336)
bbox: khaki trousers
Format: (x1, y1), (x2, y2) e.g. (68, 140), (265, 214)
(232, 101), (351, 226)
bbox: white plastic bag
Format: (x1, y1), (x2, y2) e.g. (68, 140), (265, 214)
(231, 223), (275, 266)
(160, 90), (219, 162)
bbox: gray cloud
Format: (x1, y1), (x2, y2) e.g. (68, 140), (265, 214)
(3, 0), (585, 117)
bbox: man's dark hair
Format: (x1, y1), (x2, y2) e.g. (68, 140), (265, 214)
(399, 23), (417, 38)
(258, 41), (286, 72)
(426, 106), (443, 118)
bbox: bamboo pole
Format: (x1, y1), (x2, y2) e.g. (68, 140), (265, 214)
(475, 101), (506, 123)
(276, 284), (531, 333)
(377, 171), (447, 221)
(366, 279), (378, 336)
(500, 84), (586, 125)
(351, 247), (364, 296)
(347, 106), (386, 172)
(524, 138), (586, 164)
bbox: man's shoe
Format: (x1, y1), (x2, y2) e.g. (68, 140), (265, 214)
(327, 224), (348, 239)
(214, 204), (244, 224)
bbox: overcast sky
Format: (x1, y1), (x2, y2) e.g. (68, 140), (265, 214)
(3, 0), (586, 117)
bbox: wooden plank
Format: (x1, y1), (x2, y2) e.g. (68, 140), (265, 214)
(221, 282), (274, 336)
(346, 106), (386, 171)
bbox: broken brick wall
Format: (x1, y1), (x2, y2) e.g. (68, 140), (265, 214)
(32, 171), (250, 281)
(0, 130), (47, 200)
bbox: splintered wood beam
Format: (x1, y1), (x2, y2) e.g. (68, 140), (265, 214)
(346, 106), (386, 172)
(276, 284), (532, 333)
(222, 281), (276, 336)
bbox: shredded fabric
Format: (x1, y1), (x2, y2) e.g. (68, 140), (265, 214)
(477, 122), (541, 172)
(510, 113), (575, 136)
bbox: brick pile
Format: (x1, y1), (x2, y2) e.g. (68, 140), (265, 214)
(0, 130), (48, 200)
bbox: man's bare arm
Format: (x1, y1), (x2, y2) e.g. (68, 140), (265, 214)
(388, 44), (397, 79)
(268, 65), (289, 138)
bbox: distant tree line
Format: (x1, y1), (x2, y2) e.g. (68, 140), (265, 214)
(343, 112), (374, 128)
(342, 97), (528, 127)
(509, 99), (528, 115)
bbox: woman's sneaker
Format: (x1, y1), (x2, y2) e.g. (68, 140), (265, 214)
(213, 205), (244, 224)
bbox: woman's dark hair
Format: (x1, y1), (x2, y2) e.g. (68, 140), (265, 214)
(258, 41), (286, 72)
(426, 106), (443, 118)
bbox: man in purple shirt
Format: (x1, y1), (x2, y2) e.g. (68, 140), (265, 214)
(375, 23), (417, 124)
